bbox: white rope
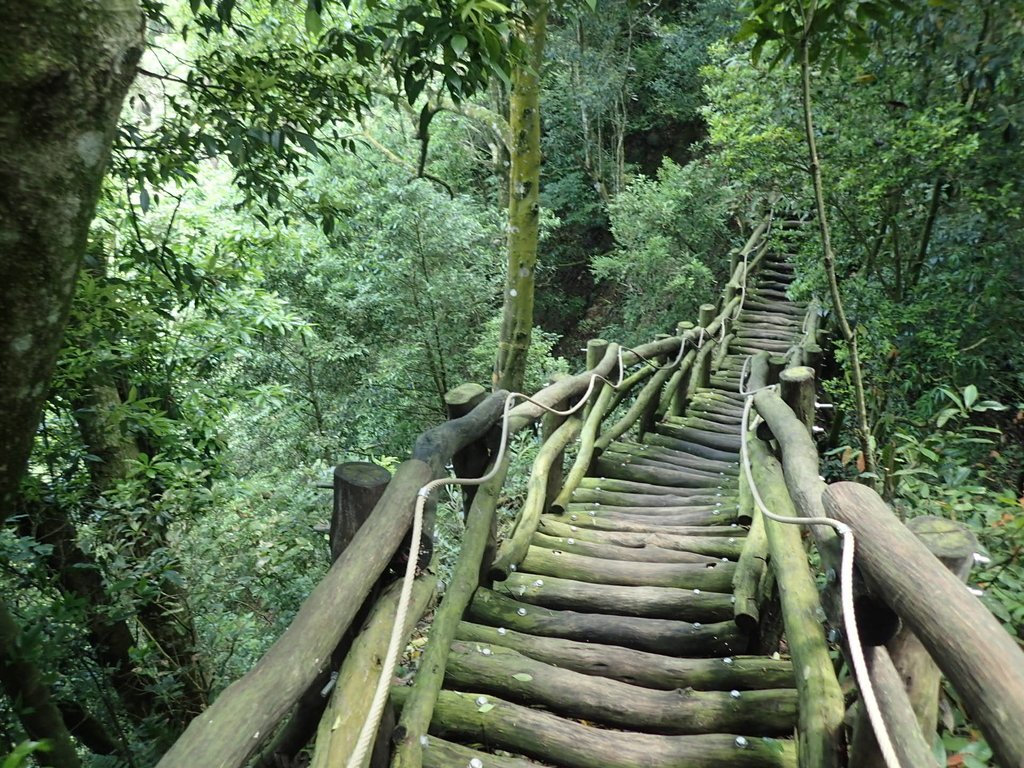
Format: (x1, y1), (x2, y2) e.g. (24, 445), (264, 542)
(344, 331), (707, 767)
(739, 369), (902, 768)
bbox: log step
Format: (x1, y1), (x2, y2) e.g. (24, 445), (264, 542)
(536, 518), (747, 555)
(531, 531), (726, 564)
(395, 688), (798, 768)
(494, 572), (735, 621)
(456, 623), (795, 690)
(468, 588), (746, 656)
(444, 642), (799, 735)
(602, 446), (735, 478)
(517, 545), (737, 590)
(422, 736), (549, 768)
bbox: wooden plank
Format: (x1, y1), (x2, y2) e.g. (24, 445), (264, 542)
(390, 688), (797, 768)
(455, 622), (795, 691)
(443, 641), (798, 735)
(467, 588), (745, 656)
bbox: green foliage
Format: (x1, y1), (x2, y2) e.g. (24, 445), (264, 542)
(594, 159), (733, 342)
(1, 742), (51, 768)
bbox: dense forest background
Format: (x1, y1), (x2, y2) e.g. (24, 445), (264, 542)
(2, 0), (1022, 766)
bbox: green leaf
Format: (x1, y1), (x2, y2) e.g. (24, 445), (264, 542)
(305, 2), (323, 36)
(478, 702), (495, 713)
(451, 34), (468, 57)
(511, 672), (533, 681)
(963, 384), (978, 408)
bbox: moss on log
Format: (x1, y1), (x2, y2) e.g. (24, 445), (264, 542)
(389, 688), (797, 768)
(467, 588), (745, 656)
(309, 575), (437, 768)
(455, 622), (794, 691)
(494, 572), (734, 621)
(530, 531), (721, 563)
(392, 453), (511, 768)
(748, 439), (845, 768)
(444, 641), (798, 735)
(490, 416), (581, 580)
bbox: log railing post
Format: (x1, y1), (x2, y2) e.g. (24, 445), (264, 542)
(779, 366), (816, 436)
(444, 383), (489, 513)
(697, 303), (717, 329)
(583, 338), (609, 421)
(331, 462), (392, 563)
(823, 483), (1024, 768)
(665, 322), (694, 418)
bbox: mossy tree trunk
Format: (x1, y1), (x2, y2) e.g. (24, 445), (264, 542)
(0, 2), (144, 763)
(494, 0), (549, 393)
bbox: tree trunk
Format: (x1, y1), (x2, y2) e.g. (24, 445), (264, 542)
(798, 20), (877, 481)
(71, 373), (209, 723)
(0, 1), (143, 760)
(494, 0), (549, 393)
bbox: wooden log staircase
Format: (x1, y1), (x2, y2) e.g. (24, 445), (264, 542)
(157, 216), (1024, 768)
(394, 253), (809, 768)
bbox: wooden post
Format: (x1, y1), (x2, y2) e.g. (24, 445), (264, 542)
(331, 462), (392, 563)
(684, 337), (717, 408)
(779, 367), (815, 436)
(851, 515), (977, 764)
(698, 303), (717, 329)
(444, 383), (488, 513)
(664, 324), (695, 418)
(583, 338), (609, 420)
(748, 438), (845, 768)
(823, 483), (1024, 768)
(767, 354), (786, 384)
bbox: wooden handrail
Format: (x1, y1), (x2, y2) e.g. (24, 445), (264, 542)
(157, 395), (508, 768)
(824, 482), (1024, 768)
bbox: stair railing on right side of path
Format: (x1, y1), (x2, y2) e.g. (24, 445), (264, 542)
(745, 302), (1024, 768)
